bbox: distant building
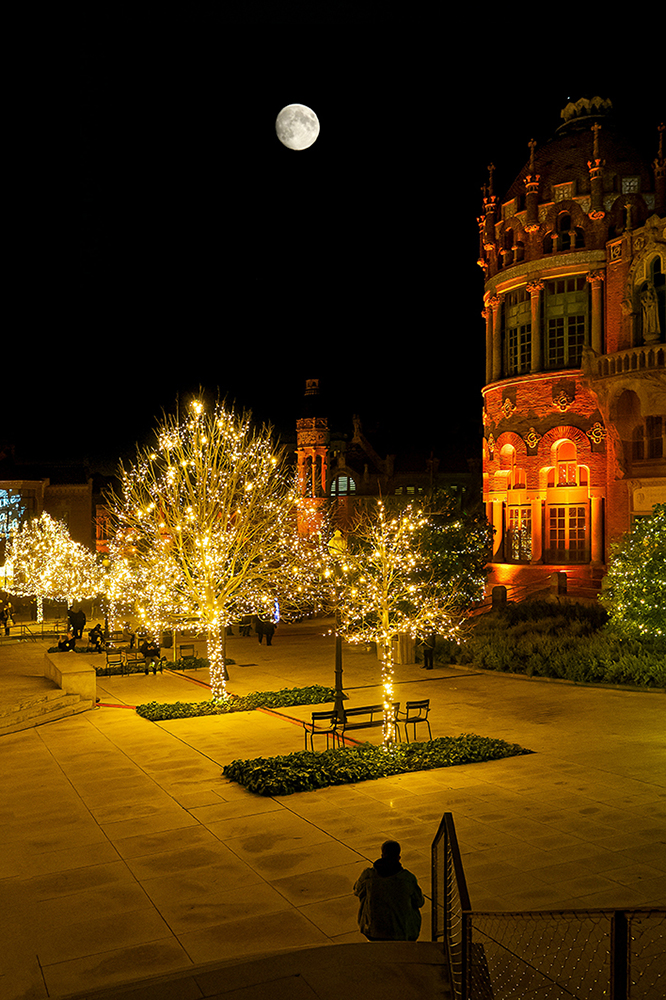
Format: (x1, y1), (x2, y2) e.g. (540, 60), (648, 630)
(478, 96), (665, 595)
(0, 447), (113, 589)
(295, 378), (475, 532)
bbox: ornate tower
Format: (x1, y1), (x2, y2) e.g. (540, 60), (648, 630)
(296, 378), (330, 534)
(478, 96), (665, 594)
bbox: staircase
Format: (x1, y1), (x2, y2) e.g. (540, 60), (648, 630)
(0, 688), (94, 736)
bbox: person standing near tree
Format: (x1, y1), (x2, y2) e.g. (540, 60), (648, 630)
(353, 840), (424, 941)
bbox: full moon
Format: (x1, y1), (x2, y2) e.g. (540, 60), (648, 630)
(275, 104), (320, 150)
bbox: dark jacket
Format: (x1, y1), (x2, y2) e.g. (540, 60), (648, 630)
(353, 857), (424, 940)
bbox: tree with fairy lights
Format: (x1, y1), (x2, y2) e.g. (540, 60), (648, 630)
(106, 397), (302, 701)
(600, 503), (666, 645)
(7, 512), (104, 621)
(335, 498), (468, 744)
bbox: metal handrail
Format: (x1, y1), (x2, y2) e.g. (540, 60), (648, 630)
(0, 619), (67, 641)
(432, 811), (666, 999)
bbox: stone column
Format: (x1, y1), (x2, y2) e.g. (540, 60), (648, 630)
(587, 271), (605, 354)
(590, 496), (604, 565)
(527, 280), (543, 372)
(491, 500), (504, 561)
(490, 295), (502, 382)
(530, 498), (543, 563)
(483, 305), (492, 384)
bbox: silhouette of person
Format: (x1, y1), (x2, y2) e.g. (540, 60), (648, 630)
(353, 840), (424, 941)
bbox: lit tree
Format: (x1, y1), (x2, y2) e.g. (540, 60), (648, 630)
(7, 512), (103, 621)
(335, 498), (467, 743)
(107, 398), (301, 700)
(600, 503), (666, 644)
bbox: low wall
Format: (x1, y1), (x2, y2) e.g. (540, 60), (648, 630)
(43, 652), (96, 703)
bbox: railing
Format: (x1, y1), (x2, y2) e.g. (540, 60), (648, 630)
(432, 812), (666, 999)
(432, 812), (472, 996)
(595, 344), (665, 379)
(0, 619), (67, 642)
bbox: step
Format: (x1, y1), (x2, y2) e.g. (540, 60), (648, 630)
(0, 694), (94, 736)
(0, 687), (64, 720)
(57, 941), (451, 1000)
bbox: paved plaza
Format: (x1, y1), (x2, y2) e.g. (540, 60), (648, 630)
(1, 620), (665, 998)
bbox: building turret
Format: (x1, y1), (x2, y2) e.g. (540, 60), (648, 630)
(479, 96), (665, 595)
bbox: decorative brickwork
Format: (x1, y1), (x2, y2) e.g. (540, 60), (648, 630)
(479, 97), (666, 592)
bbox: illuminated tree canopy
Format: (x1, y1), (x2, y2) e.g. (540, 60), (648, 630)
(335, 499), (468, 742)
(7, 512), (103, 620)
(600, 503), (666, 644)
(107, 398), (303, 700)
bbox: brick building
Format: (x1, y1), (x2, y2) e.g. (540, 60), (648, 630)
(295, 378), (475, 533)
(479, 96), (665, 594)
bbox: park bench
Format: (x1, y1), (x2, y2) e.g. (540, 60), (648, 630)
(96, 650), (165, 677)
(339, 702), (401, 743)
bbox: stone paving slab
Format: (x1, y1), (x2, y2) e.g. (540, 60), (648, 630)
(0, 623), (664, 998)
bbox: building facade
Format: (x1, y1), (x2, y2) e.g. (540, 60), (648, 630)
(296, 378), (474, 533)
(479, 96), (665, 594)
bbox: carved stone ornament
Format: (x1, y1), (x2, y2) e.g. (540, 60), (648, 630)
(487, 433), (495, 456)
(501, 397), (516, 419)
(524, 427), (542, 450)
(553, 390), (574, 412)
(587, 422), (607, 445)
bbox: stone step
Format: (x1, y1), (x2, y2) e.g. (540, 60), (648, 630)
(0, 687), (64, 719)
(57, 940), (451, 1000)
(0, 694), (94, 736)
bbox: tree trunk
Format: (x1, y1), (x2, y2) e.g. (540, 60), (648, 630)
(207, 621), (229, 701)
(379, 639), (395, 745)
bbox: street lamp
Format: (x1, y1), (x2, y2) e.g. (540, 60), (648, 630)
(327, 529), (347, 724)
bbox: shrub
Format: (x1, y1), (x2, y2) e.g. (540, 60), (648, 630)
(436, 601), (665, 688)
(135, 684), (339, 721)
(223, 735), (533, 796)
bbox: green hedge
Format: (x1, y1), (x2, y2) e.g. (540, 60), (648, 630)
(135, 684), (339, 721)
(436, 601), (666, 688)
(223, 735), (533, 796)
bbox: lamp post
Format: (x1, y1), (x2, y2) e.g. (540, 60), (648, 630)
(327, 529), (347, 724)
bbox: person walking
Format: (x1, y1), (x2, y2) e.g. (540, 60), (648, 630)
(353, 840), (424, 941)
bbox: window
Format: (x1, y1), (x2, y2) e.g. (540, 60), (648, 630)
(646, 416), (663, 459)
(507, 506), (532, 562)
(330, 475), (356, 497)
(546, 440), (589, 487)
(545, 276), (588, 369)
(631, 415), (663, 462)
(505, 289), (531, 374)
(547, 505), (588, 563)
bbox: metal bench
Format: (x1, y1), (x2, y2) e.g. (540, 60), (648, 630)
(339, 702), (400, 742)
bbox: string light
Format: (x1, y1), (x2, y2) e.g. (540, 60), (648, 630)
(330, 499), (468, 744)
(600, 502), (666, 641)
(7, 512), (104, 621)
(106, 398), (312, 700)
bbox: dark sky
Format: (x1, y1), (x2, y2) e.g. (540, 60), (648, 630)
(9, 35), (663, 472)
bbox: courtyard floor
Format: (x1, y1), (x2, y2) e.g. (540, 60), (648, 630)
(1, 620), (664, 998)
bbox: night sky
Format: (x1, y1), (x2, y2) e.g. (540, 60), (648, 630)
(9, 36), (663, 474)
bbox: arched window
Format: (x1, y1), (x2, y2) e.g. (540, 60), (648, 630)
(557, 211), (572, 251)
(544, 439), (590, 563)
(330, 475), (357, 497)
(546, 440), (588, 487)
